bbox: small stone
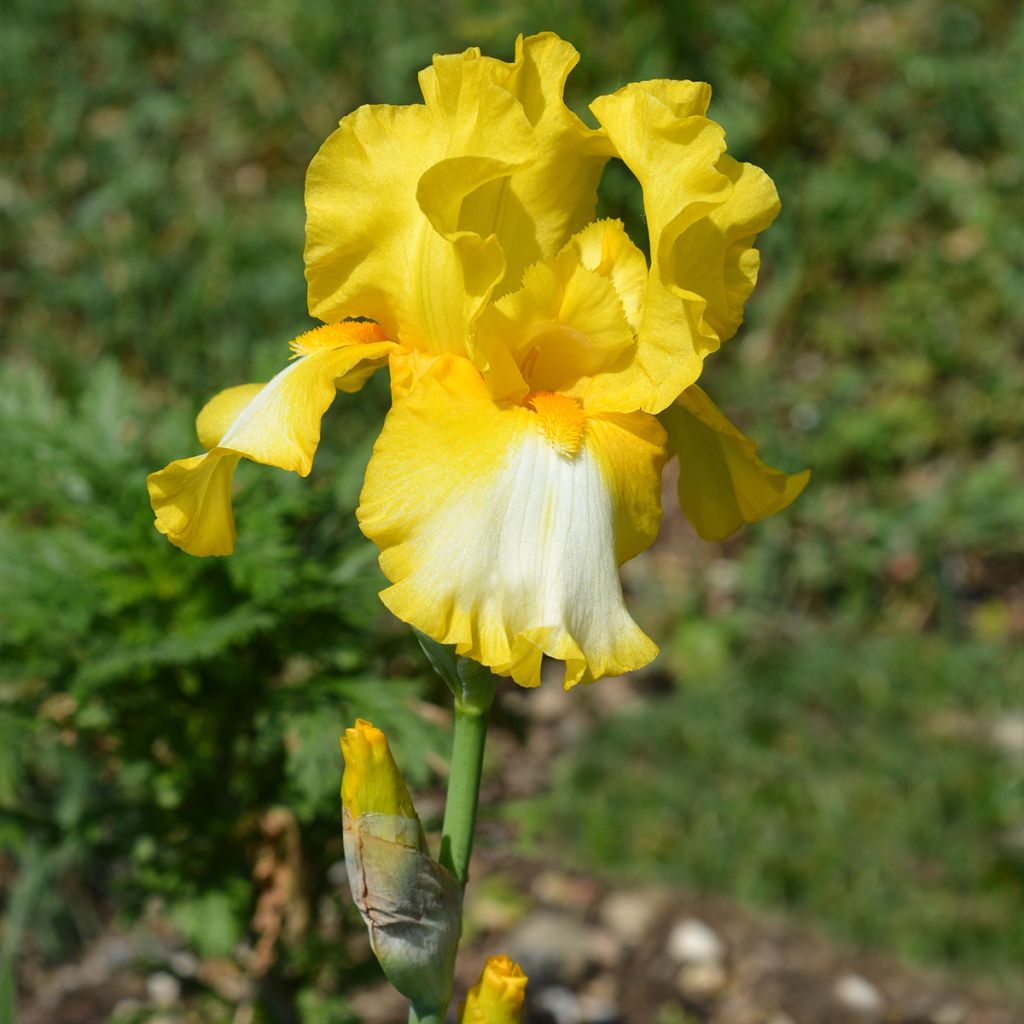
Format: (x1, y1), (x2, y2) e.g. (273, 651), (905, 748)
(598, 888), (665, 947)
(1002, 822), (1024, 854)
(991, 713), (1024, 758)
(666, 917), (725, 965)
(146, 971), (181, 1008)
(168, 950), (198, 977)
(349, 982), (408, 1024)
(536, 985), (581, 1024)
(676, 961), (727, 998)
(506, 911), (592, 986)
(579, 974), (620, 1023)
(931, 1003), (967, 1024)
(110, 999), (144, 1020)
(585, 928), (622, 970)
(833, 973), (884, 1017)
(532, 870), (597, 908)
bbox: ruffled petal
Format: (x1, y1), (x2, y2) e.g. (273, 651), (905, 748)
(563, 218), (648, 333)
(196, 383), (264, 450)
(477, 217), (723, 417)
(422, 32), (612, 296)
(590, 80), (778, 411)
(148, 451), (241, 557)
(306, 34), (611, 354)
(148, 323), (395, 556)
(357, 356), (665, 689)
(660, 385), (809, 541)
(673, 154), (780, 346)
(475, 230), (636, 401)
(306, 52), (535, 354)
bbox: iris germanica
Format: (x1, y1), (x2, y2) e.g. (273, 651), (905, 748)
(148, 32), (807, 689)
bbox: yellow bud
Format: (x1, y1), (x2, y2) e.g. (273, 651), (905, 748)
(340, 718), (417, 820)
(459, 955), (528, 1023)
(340, 718), (461, 1013)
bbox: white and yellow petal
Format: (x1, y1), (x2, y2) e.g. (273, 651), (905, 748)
(357, 356), (665, 689)
(660, 385), (809, 541)
(148, 322), (396, 557)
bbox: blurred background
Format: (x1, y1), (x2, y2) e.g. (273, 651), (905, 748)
(2, 1), (1022, 1021)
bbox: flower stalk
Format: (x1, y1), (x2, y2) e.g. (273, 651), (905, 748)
(440, 673), (496, 887)
(416, 631), (498, 887)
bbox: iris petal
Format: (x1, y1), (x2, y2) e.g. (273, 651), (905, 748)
(306, 33), (609, 355)
(148, 325), (395, 556)
(591, 80), (778, 411)
(357, 356), (665, 688)
(660, 385), (809, 541)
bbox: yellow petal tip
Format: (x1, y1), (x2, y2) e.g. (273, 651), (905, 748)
(340, 719), (417, 820)
(460, 955), (528, 1023)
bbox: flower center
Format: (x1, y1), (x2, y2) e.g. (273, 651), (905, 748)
(525, 391), (585, 457)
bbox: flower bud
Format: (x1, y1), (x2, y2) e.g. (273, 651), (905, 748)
(340, 720), (461, 1013)
(459, 955), (528, 1023)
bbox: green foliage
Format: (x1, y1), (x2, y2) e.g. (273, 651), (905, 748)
(0, 356), (443, 970)
(519, 632), (1024, 987)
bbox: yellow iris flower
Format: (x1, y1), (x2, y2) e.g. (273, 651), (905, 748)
(148, 32), (808, 690)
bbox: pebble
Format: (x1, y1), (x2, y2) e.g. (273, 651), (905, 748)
(578, 975), (620, 1023)
(676, 961), (727, 998)
(833, 973), (885, 1017)
(931, 1003), (967, 1024)
(506, 912), (592, 986)
(991, 713), (1024, 757)
(598, 887), (664, 947)
(532, 870), (598, 908)
(146, 971), (181, 1008)
(536, 985), (581, 1024)
(168, 950), (198, 977)
(584, 927), (622, 970)
(111, 999), (145, 1019)
(666, 917), (725, 965)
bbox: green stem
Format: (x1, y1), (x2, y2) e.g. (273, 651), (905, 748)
(407, 1010), (441, 1024)
(438, 686), (495, 886)
(407, 640), (498, 1024)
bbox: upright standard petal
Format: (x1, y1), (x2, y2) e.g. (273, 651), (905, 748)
(475, 228), (637, 401)
(421, 32), (612, 296)
(477, 217), (738, 416)
(306, 87), (532, 355)
(357, 357), (665, 689)
(148, 323), (395, 556)
(660, 385), (809, 541)
(306, 34), (613, 356)
(591, 80), (779, 410)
